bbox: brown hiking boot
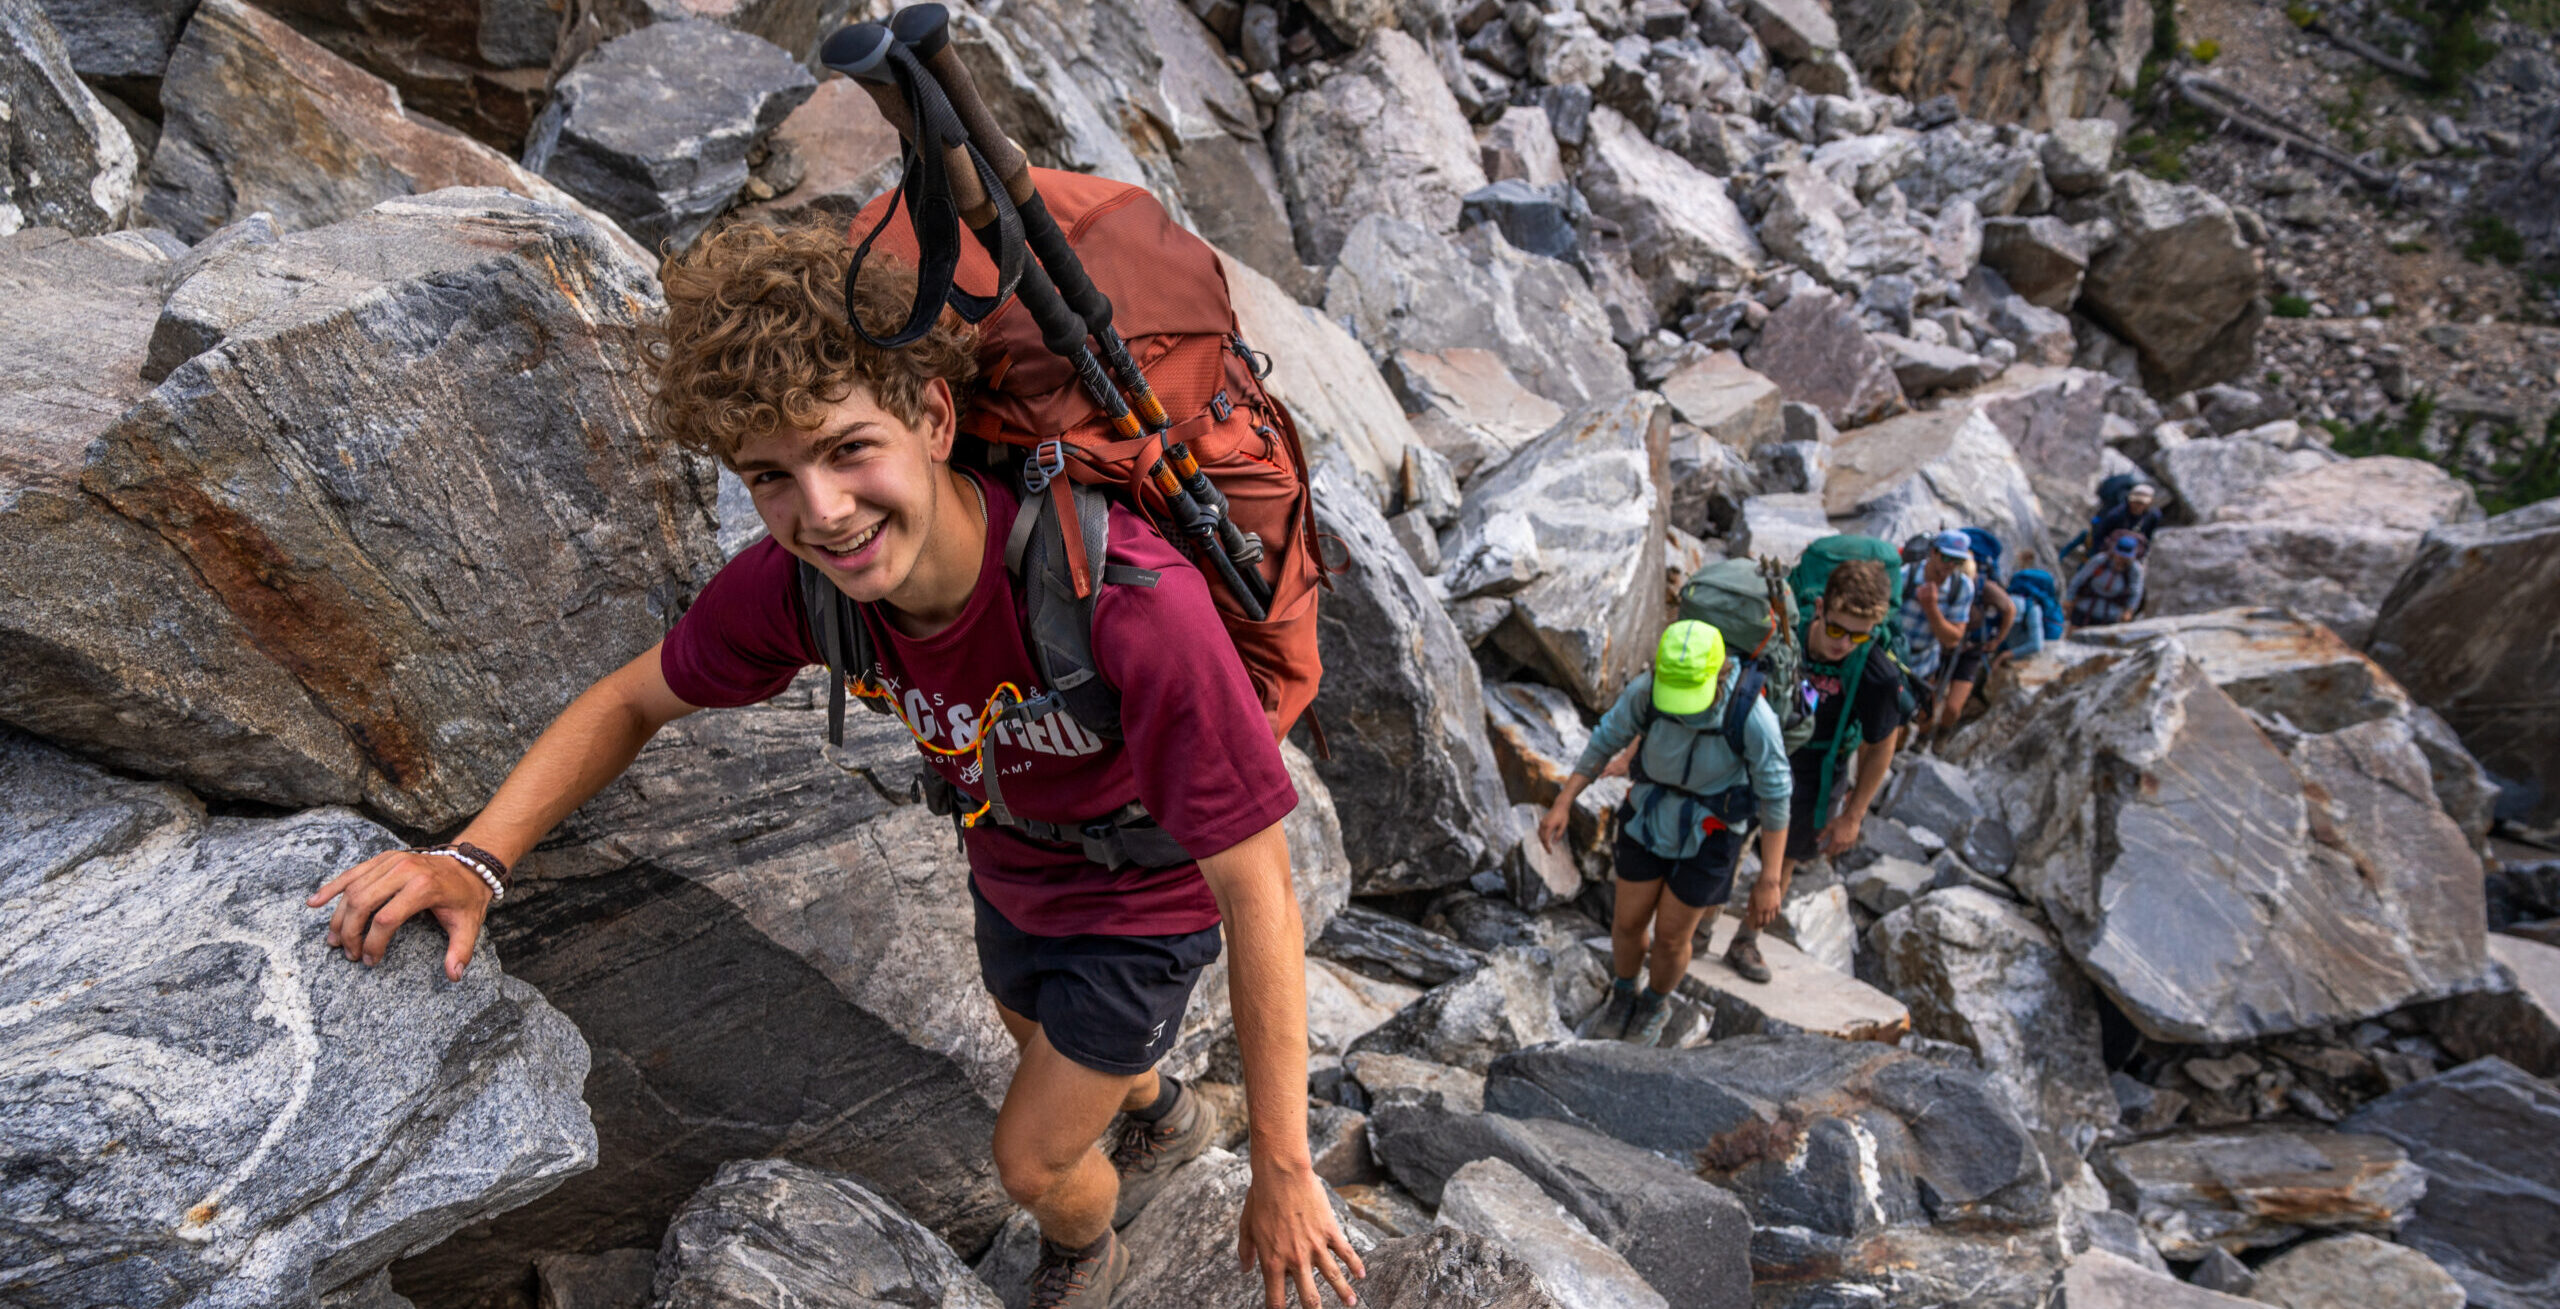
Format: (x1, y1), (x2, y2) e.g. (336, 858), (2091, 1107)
(1725, 936), (1773, 984)
(1109, 1080), (1218, 1228)
(1028, 1230), (1127, 1309)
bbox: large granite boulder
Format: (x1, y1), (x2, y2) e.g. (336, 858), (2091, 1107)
(2062, 608), (2500, 849)
(2094, 1125), (2425, 1258)
(0, 729), (596, 1309)
(1366, 1104), (1754, 1309)
(2340, 1058), (2560, 1309)
(1437, 1158), (1668, 1309)
(1576, 105), (1762, 315)
(1744, 285), (1908, 429)
(2430, 933), (2560, 1081)
(1822, 398), (2055, 575)
(937, 0), (1305, 291)
(140, 0), (641, 258)
(2063, 1249), (2262, 1309)
(1348, 947), (1572, 1073)
(1872, 887), (2116, 1145)
(2079, 172), (2267, 396)
(652, 1160), (1000, 1309)
(2151, 428), (2337, 523)
(1307, 460), (1514, 893)
(2, 190), (721, 834)
(393, 681), (1010, 1301)
(1109, 1148), (1372, 1309)
(1273, 28), (1487, 266)
(734, 79), (904, 228)
(1683, 914), (1913, 1042)
(247, 0), (559, 152)
(1832, 0), (2145, 126)
(2146, 455), (2480, 645)
(3, 0), (137, 235)
(1223, 249), (1419, 500)
(1947, 636), (2490, 1043)
(1659, 350), (1783, 450)
(1393, 346), (1570, 483)
(1440, 392), (1671, 710)
(522, 20), (815, 254)
(2369, 500), (2560, 835)
(1485, 1036), (2056, 1239)
(32, 0), (199, 80)
(1325, 215), (1632, 411)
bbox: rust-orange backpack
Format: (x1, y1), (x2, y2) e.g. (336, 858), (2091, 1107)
(828, 168), (1323, 746)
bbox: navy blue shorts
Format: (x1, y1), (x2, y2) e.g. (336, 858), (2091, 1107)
(971, 884), (1224, 1076)
(1613, 824), (1746, 909)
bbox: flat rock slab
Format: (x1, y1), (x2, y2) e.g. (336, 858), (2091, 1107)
(523, 19), (814, 254)
(2063, 1249), (2261, 1309)
(1659, 350), (1783, 449)
(655, 1160), (999, 1308)
(1484, 1035), (2055, 1242)
(1578, 105), (1761, 315)
(1822, 399), (2054, 576)
(1326, 216), (1631, 412)
(2094, 1124), (2424, 1259)
(1272, 28), (1486, 265)
(2342, 1058), (2560, 1309)
(0, 729), (596, 1309)
(1745, 285), (1907, 430)
(1665, 916), (1910, 1043)
(2070, 608), (2410, 734)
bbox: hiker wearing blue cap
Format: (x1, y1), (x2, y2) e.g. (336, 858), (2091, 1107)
(1894, 531), (1977, 729)
(1536, 621), (1791, 1047)
(2067, 529), (2147, 627)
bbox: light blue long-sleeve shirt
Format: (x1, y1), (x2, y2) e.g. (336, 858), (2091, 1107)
(1573, 671), (1792, 860)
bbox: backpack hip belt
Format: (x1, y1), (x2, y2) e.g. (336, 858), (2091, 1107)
(912, 769), (1191, 870)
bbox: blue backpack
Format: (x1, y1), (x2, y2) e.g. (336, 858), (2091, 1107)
(2008, 568), (2066, 641)
(1960, 526), (2006, 576)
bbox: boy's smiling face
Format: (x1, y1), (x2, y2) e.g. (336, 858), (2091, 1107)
(730, 376), (958, 607)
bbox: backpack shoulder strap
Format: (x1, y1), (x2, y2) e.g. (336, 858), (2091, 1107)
(797, 557), (880, 747)
(1010, 479), (1159, 743)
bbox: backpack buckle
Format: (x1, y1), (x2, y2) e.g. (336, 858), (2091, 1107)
(1024, 439), (1066, 494)
(1209, 390), (1233, 422)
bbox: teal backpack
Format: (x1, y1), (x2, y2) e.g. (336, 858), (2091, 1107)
(1676, 557), (1812, 755)
(1785, 535), (1912, 825)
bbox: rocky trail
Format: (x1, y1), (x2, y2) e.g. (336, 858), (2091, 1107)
(3, 0), (2557, 1305)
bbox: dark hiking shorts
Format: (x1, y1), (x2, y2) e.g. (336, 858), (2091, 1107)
(1613, 824), (1746, 909)
(972, 884), (1224, 1076)
(1947, 645), (1992, 686)
(1785, 750), (1831, 861)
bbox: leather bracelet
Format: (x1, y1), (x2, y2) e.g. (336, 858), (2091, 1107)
(410, 844), (505, 904)
(452, 841), (511, 887)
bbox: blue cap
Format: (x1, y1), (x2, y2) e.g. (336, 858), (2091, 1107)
(2111, 533), (2142, 556)
(1932, 529), (1972, 559)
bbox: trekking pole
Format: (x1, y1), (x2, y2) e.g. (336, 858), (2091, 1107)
(823, 23), (1266, 620)
(883, 4), (1274, 616)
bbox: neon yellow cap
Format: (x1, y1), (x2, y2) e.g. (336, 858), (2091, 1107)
(1653, 620), (1725, 717)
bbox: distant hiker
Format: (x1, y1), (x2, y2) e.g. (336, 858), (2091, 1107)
(1538, 621), (1790, 1045)
(1934, 564), (2015, 735)
(1740, 558), (1908, 977)
(2064, 478), (2165, 563)
(2068, 531), (2148, 627)
(306, 216), (1357, 1308)
(1895, 530), (1977, 728)
(2002, 567), (2066, 663)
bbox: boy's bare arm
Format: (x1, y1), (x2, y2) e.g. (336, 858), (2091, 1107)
(308, 642), (702, 980)
(1199, 821), (1365, 1308)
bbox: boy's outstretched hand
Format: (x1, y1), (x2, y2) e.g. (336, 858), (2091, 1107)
(308, 850), (493, 981)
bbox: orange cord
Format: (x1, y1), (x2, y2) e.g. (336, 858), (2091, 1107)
(849, 676), (1026, 828)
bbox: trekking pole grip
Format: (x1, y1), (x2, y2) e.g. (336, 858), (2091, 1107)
(890, 5), (1036, 205)
(823, 20), (998, 226)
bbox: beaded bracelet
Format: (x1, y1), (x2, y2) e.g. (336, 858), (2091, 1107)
(410, 843), (508, 904)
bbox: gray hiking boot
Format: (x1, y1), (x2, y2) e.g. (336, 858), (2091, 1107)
(1028, 1230), (1127, 1309)
(1110, 1081), (1217, 1228)
(1623, 988), (1672, 1046)
(1583, 983), (1638, 1039)
(1725, 936), (1773, 984)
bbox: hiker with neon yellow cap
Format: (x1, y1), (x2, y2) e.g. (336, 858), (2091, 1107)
(1535, 620), (1792, 1047)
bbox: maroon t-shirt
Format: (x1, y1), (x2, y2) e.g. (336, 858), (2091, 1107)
(660, 471), (1296, 937)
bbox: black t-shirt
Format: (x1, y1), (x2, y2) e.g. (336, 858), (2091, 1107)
(1798, 648), (1907, 760)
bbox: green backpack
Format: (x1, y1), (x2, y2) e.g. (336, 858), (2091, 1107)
(1676, 557), (1813, 755)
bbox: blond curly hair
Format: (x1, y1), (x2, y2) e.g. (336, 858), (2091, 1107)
(648, 219), (979, 462)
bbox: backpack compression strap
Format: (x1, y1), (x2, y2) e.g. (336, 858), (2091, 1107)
(799, 558), (883, 748)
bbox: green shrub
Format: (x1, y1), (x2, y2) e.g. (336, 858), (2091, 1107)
(2463, 213), (2526, 264)
(2272, 294), (2315, 317)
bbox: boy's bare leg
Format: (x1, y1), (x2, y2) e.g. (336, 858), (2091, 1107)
(1610, 876), (1666, 980)
(995, 999), (1161, 1115)
(991, 1021), (1146, 1249)
(1649, 898), (1714, 994)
